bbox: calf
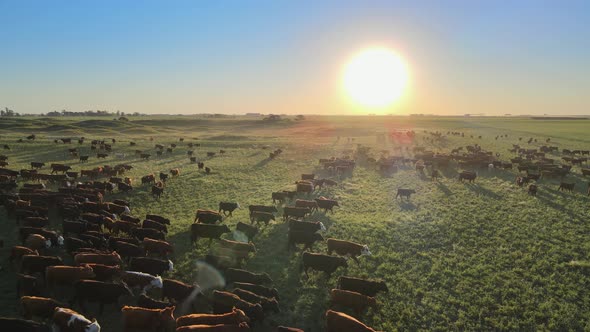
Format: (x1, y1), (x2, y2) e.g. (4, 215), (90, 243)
(190, 223), (231, 245)
(52, 307), (100, 332)
(20, 296), (68, 320)
(72, 280), (133, 314)
(225, 268), (272, 285)
(176, 307), (250, 327)
(302, 252), (347, 277)
(325, 309), (377, 332)
(338, 276), (388, 297)
(121, 306), (176, 332)
(130, 257), (174, 276)
(395, 188), (415, 199)
(219, 202), (240, 216)
(327, 238), (371, 265)
(330, 289), (377, 314)
(152, 185), (164, 198)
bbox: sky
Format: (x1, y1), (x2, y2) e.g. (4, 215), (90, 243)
(0, 0), (589, 115)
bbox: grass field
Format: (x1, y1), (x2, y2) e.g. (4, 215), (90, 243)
(1, 115), (590, 331)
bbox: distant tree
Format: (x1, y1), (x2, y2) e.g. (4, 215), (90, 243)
(119, 116), (129, 121)
(295, 115), (305, 120)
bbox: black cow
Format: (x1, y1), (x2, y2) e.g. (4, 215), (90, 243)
(338, 276), (388, 297)
(288, 219), (326, 233)
(72, 280), (133, 314)
(190, 223), (231, 245)
(395, 189), (415, 199)
(459, 171), (477, 183)
(236, 222), (258, 239)
(225, 268), (272, 285)
(0, 318), (51, 332)
(302, 252), (347, 277)
(130, 257), (174, 276)
(558, 182), (575, 192)
(219, 202), (240, 216)
(288, 230), (324, 251)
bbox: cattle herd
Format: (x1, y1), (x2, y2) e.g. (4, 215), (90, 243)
(0, 130), (589, 332)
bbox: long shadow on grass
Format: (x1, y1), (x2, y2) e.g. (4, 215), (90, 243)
(435, 181), (453, 196)
(254, 157), (272, 168)
(463, 183), (503, 200)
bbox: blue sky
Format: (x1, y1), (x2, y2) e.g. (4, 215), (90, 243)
(1, 0), (588, 115)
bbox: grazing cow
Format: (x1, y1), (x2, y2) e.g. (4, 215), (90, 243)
(235, 222), (258, 239)
(131, 228), (166, 241)
(121, 271), (163, 292)
(458, 171), (477, 183)
(21, 255), (63, 275)
(74, 252), (123, 266)
(162, 278), (200, 304)
(176, 308), (250, 327)
(141, 174), (156, 184)
(176, 323), (250, 331)
(20, 296), (68, 320)
(250, 211), (275, 226)
(315, 198), (340, 213)
(146, 214), (171, 225)
(327, 238), (371, 265)
(295, 199), (319, 212)
(225, 268), (272, 285)
(288, 219), (326, 233)
(302, 252), (347, 277)
(52, 307), (100, 332)
(10, 246), (39, 265)
(130, 257), (174, 276)
(325, 309), (377, 332)
(338, 276), (388, 297)
(190, 223), (231, 245)
(210, 290), (264, 322)
(121, 306), (176, 332)
(330, 289), (377, 314)
(219, 202), (240, 216)
(45, 265), (96, 288)
(137, 293), (174, 310)
(170, 168), (180, 176)
(152, 185), (164, 199)
(558, 182), (575, 192)
(395, 189), (415, 199)
(143, 238), (174, 257)
(233, 288), (279, 313)
(72, 280), (133, 314)
(283, 206), (311, 221)
(85, 264), (121, 282)
(143, 219), (168, 233)
(288, 230), (324, 251)
(25, 234), (51, 251)
(0, 318), (51, 332)
(195, 210), (223, 224)
(17, 273), (42, 298)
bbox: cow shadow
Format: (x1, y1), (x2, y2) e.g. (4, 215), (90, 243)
(435, 182), (453, 196)
(254, 157), (271, 168)
(464, 183), (502, 200)
(397, 200), (417, 210)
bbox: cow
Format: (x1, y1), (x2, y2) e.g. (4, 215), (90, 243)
(248, 205), (278, 215)
(219, 202), (240, 216)
(112, 220), (139, 235)
(64, 237), (91, 255)
(295, 199), (319, 212)
(0, 317), (51, 332)
(52, 307), (100, 332)
(225, 268), (272, 285)
(195, 210), (223, 224)
(62, 220), (88, 236)
(176, 307), (250, 327)
(235, 222), (258, 240)
(232, 282), (279, 301)
(190, 223), (231, 245)
(20, 296), (68, 320)
(207, 152), (216, 157)
(137, 293), (174, 310)
(288, 219), (326, 233)
(50, 164), (71, 174)
(143, 238), (174, 257)
(205, 167), (211, 174)
(296, 182), (313, 194)
(141, 174), (156, 184)
(121, 306), (176, 332)
(176, 323), (250, 331)
(288, 230), (324, 251)
(17, 273), (42, 298)
(140, 153), (151, 160)
(277, 327), (304, 332)
(232, 288), (279, 313)
(117, 182), (133, 192)
(10, 246), (39, 265)
(250, 211), (275, 226)
(143, 219), (168, 234)
(271, 192), (288, 204)
(325, 309), (378, 332)
(218, 239), (256, 254)
(338, 276), (388, 297)
(21, 255), (63, 275)
(72, 280), (133, 314)
(74, 252), (123, 266)
(79, 156), (89, 163)
(45, 265), (96, 288)
(302, 252), (347, 277)
(327, 238), (371, 265)
(198, 162), (205, 169)
(152, 185), (164, 199)
(85, 264), (121, 282)
(162, 278), (200, 305)
(131, 228), (166, 241)
(458, 171), (477, 183)
(558, 182), (575, 192)
(315, 198), (340, 213)
(122, 270), (163, 292)
(146, 214), (171, 225)
(31, 162), (45, 169)
(330, 289), (377, 314)
(20, 229), (64, 248)
(130, 257), (174, 276)
(210, 290), (264, 322)
(395, 189), (415, 199)
(283, 206), (311, 221)
(24, 234), (51, 251)
(159, 172), (169, 182)
(114, 241), (145, 260)
(189, 156), (197, 163)
(170, 168), (180, 177)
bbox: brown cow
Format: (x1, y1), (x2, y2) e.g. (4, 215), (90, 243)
(121, 305), (176, 332)
(330, 289), (377, 314)
(325, 309), (379, 332)
(143, 238), (174, 257)
(74, 251), (122, 266)
(10, 246), (39, 264)
(25, 234), (51, 251)
(176, 308), (250, 327)
(122, 271), (163, 291)
(45, 265), (96, 288)
(20, 296), (67, 320)
(210, 290), (264, 322)
(170, 168), (180, 176)
(327, 238), (371, 265)
(176, 323), (250, 331)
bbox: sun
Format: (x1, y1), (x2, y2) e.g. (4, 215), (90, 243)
(342, 48), (409, 109)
